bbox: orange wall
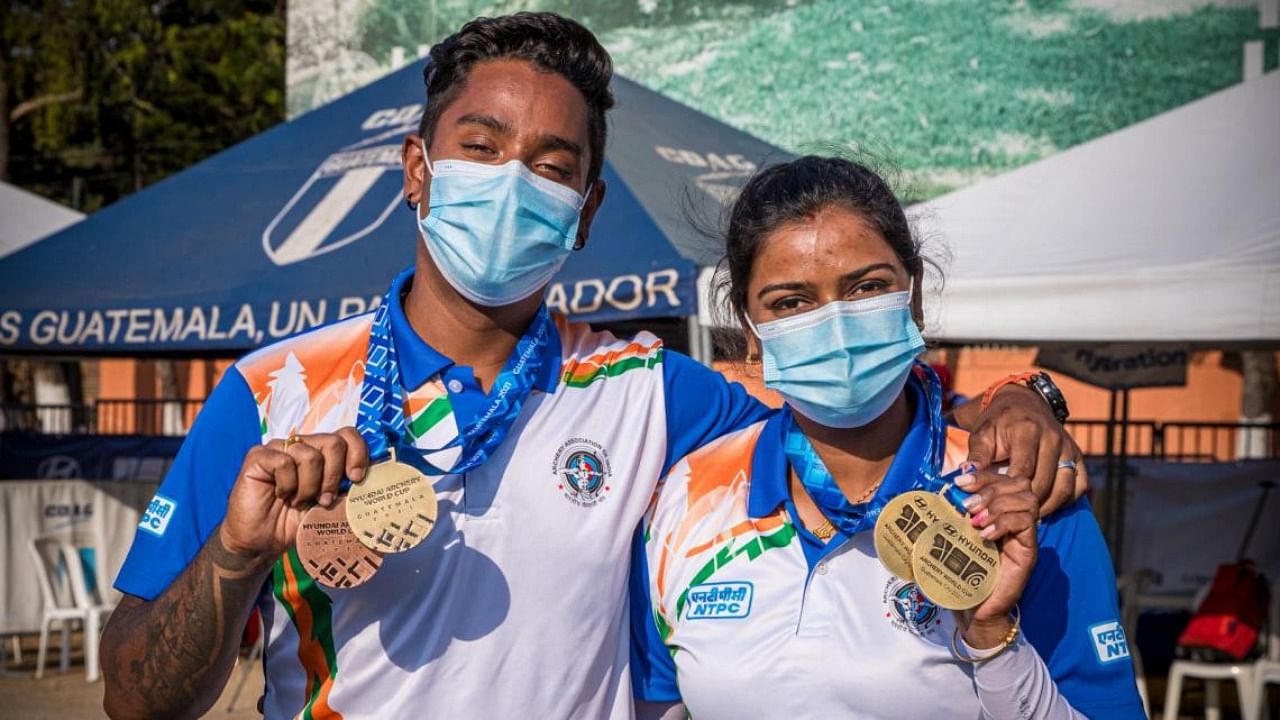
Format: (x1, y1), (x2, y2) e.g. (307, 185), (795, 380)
(93, 349), (1261, 452)
(719, 349), (1252, 423)
(98, 350), (1250, 421)
(96, 358), (234, 433)
(948, 349), (1247, 423)
(98, 358), (234, 400)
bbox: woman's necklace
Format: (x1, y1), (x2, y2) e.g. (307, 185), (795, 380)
(810, 477), (884, 542)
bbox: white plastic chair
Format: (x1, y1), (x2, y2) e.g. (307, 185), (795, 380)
(28, 538), (113, 682)
(0, 633), (25, 677)
(1162, 577), (1277, 720)
(1164, 663), (1259, 720)
(61, 539), (113, 683)
(1247, 580), (1280, 720)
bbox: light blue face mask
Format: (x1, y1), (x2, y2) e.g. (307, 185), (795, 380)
(418, 144), (588, 306)
(753, 289), (925, 428)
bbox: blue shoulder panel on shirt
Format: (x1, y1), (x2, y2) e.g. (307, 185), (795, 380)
(113, 368), (262, 601)
(1021, 497), (1145, 719)
(661, 350), (769, 476)
(629, 527), (681, 702)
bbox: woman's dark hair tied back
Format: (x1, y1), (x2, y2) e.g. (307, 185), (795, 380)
(718, 155), (924, 321)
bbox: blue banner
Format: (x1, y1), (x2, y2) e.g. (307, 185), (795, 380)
(0, 432), (183, 481)
(0, 63), (787, 352)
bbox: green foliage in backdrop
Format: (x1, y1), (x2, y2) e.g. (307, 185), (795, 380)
(353, 0), (1276, 200)
(1, 0), (286, 211)
(602, 0), (1274, 198)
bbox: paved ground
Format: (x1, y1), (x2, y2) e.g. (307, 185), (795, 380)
(0, 633), (263, 720)
(1, 630), (1274, 718)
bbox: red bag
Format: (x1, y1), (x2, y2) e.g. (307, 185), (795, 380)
(1176, 559), (1270, 662)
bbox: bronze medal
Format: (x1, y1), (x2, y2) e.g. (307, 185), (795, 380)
(346, 455), (438, 554)
(296, 497), (383, 589)
(873, 490), (953, 581)
(910, 518), (1000, 610)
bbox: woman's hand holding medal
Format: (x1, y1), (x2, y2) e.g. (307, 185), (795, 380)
(218, 427), (371, 565)
(958, 470), (1040, 649)
(873, 463), (1041, 650)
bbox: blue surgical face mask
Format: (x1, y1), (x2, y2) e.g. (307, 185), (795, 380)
(752, 288), (925, 429)
(417, 142), (588, 306)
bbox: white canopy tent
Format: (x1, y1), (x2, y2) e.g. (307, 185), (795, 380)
(915, 71), (1280, 346)
(0, 182), (83, 429)
(901, 74), (1280, 563)
(0, 181), (82, 260)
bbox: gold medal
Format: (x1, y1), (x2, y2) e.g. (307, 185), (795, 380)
(873, 490), (953, 581)
(345, 450), (438, 554)
(295, 497), (383, 589)
(910, 518), (1000, 610)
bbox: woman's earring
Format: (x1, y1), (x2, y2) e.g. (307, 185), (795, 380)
(573, 236), (585, 250)
(405, 198), (418, 211)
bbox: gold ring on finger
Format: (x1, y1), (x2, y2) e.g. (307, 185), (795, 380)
(283, 434), (304, 451)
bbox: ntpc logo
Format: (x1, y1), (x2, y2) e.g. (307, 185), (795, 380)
(1089, 621), (1131, 663)
(686, 582), (753, 620)
(139, 494), (177, 537)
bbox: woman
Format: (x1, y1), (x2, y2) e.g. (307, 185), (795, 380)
(630, 157), (1143, 719)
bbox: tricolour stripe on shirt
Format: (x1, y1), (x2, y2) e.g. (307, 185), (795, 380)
(560, 340), (663, 388)
(407, 395), (452, 439)
(273, 550), (341, 720)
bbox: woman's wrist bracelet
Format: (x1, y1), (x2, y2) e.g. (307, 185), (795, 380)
(951, 605), (1021, 664)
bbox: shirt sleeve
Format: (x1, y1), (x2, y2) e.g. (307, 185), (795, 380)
(1020, 497), (1146, 719)
(113, 367), (262, 601)
(629, 525), (681, 703)
(971, 635), (1086, 719)
(661, 350), (769, 476)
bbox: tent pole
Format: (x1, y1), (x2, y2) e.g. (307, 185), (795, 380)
(686, 315), (715, 367)
(1103, 388), (1118, 562)
(700, 319), (714, 368)
(1115, 388), (1131, 574)
(687, 316), (704, 366)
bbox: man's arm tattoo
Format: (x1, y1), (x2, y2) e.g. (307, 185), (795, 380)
(102, 528), (273, 719)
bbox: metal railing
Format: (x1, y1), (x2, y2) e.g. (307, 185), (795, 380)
(1066, 419), (1280, 461)
(1, 400), (206, 436)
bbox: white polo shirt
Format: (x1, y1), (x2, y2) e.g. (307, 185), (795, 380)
(631, 377), (1144, 719)
(115, 269), (767, 719)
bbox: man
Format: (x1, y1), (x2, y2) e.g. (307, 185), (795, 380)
(101, 13), (1082, 718)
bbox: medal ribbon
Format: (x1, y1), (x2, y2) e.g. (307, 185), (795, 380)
(357, 275), (552, 474)
(783, 361), (973, 537)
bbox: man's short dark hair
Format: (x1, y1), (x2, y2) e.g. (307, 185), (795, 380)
(420, 12), (615, 185)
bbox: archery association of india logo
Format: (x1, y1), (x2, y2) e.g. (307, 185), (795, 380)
(553, 437), (613, 507)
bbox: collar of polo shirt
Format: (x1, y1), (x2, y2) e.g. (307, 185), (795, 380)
(746, 376), (932, 521)
(384, 268), (563, 394)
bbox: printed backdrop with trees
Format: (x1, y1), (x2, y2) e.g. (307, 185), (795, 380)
(288, 0), (1277, 198)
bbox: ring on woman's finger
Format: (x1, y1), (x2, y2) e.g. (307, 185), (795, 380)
(1056, 459), (1077, 471)
(283, 434), (304, 451)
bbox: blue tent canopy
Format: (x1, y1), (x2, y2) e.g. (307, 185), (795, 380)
(0, 61), (787, 353)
